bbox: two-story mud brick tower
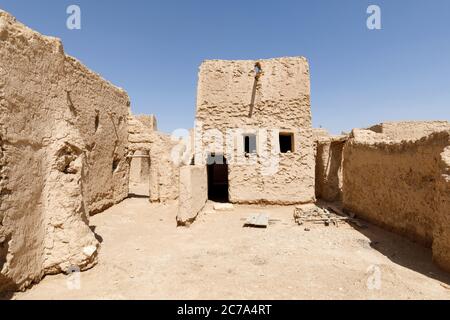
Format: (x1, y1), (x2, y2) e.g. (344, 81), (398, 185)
(194, 57), (315, 205)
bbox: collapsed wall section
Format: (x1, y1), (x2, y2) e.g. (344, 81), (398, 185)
(0, 11), (130, 291)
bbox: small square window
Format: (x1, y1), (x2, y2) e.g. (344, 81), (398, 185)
(243, 134), (257, 154)
(279, 133), (294, 153)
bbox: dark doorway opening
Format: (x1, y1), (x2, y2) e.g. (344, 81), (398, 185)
(207, 153), (229, 203)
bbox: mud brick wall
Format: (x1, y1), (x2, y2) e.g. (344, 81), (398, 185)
(195, 57), (315, 205)
(343, 130), (450, 272)
(0, 11), (130, 292)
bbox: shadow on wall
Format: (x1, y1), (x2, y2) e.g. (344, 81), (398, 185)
(0, 235), (18, 299)
(315, 139), (345, 202)
(89, 226), (103, 244)
(0, 282), (16, 300)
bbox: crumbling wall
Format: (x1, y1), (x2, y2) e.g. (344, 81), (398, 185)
(432, 145), (450, 271)
(343, 129), (450, 271)
(312, 128), (329, 140)
(315, 136), (346, 202)
(128, 115), (182, 202)
(195, 57), (315, 204)
(369, 121), (450, 141)
(128, 115), (154, 153)
(65, 56), (130, 215)
(177, 165), (208, 226)
(0, 11), (129, 292)
(135, 114), (157, 131)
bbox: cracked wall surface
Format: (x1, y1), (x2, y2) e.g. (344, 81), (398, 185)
(0, 11), (130, 292)
(195, 57), (315, 204)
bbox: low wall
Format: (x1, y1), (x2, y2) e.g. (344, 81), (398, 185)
(368, 121), (450, 141)
(343, 130), (450, 271)
(177, 165), (208, 226)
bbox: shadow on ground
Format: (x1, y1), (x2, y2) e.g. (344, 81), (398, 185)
(351, 222), (450, 286)
(128, 193), (149, 199)
(317, 201), (450, 286)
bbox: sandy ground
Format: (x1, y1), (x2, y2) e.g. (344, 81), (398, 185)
(12, 188), (450, 300)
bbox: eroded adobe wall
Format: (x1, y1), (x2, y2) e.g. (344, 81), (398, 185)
(315, 136), (346, 202)
(343, 129), (450, 271)
(149, 132), (182, 202)
(0, 11), (129, 291)
(66, 56), (130, 215)
(369, 121), (450, 141)
(195, 57), (315, 204)
(433, 145), (450, 272)
(135, 114), (157, 132)
(128, 115), (182, 202)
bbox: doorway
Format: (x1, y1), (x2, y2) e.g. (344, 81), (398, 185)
(207, 153), (229, 202)
(128, 150), (150, 198)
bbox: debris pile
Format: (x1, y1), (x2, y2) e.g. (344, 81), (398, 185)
(294, 204), (353, 227)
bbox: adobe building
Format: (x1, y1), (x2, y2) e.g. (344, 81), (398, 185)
(193, 57), (315, 205)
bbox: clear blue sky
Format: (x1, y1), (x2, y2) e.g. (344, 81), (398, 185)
(1, 0), (449, 134)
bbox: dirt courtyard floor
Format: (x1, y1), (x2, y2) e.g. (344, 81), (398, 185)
(13, 193), (450, 300)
